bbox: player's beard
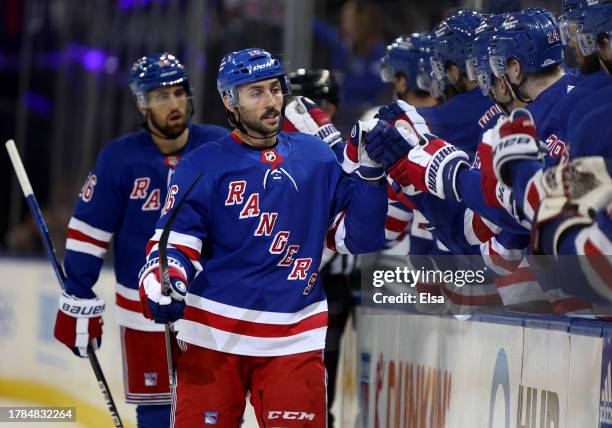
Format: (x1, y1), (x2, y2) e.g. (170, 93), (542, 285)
(239, 107), (282, 137)
(149, 108), (188, 139)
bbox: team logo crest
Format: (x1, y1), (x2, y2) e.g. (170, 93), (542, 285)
(164, 155), (181, 168)
(260, 149), (284, 169)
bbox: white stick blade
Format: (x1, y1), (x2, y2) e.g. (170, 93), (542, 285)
(5, 139), (34, 197)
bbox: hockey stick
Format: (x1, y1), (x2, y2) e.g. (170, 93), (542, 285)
(157, 172), (204, 389)
(5, 139), (124, 428)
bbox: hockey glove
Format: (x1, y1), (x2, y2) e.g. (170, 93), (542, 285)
(491, 108), (546, 187)
(54, 293), (105, 358)
(532, 156), (612, 255)
(342, 119), (385, 182)
(138, 257), (189, 324)
(364, 120), (419, 170)
(388, 134), (469, 202)
(283, 96), (343, 147)
(374, 100), (431, 136)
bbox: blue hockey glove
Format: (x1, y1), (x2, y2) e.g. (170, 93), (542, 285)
(138, 257), (188, 323)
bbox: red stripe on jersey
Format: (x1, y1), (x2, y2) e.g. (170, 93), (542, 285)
(472, 214), (496, 243)
(385, 216), (408, 233)
(146, 239), (200, 261)
(486, 244), (522, 272)
(494, 266), (535, 288)
(584, 239), (612, 288)
(527, 182), (541, 213)
(184, 306), (328, 338)
(326, 211), (345, 252)
(67, 228), (109, 249)
(230, 132), (243, 145)
(116, 293), (143, 313)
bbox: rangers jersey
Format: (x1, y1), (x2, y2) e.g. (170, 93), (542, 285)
(63, 124), (228, 331)
(146, 131), (387, 356)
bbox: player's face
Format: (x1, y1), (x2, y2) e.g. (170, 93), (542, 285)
(145, 85), (189, 139)
(236, 78), (284, 137)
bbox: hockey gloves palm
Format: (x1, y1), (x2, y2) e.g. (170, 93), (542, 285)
(491, 108), (545, 187)
(54, 293), (105, 358)
(342, 119), (385, 182)
(138, 257), (188, 323)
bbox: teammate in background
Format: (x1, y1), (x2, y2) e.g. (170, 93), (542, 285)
(488, 107), (612, 305)
(52, 53), (227, 428)
(424, 9), (494, 158)
(138, 48), (389, 427)
(283, 68), (354, 427)
(569, 1), (612, 159)
(537, 0), (610, 164)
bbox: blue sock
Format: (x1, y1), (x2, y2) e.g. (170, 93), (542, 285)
(136, 404), (171, 428)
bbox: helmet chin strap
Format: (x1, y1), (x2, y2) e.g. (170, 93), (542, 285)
(503, 72), (532, 104)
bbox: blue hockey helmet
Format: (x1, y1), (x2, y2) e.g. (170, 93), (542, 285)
(465, 14), (507, 84)
(430, 10), (484, 79)
(488, 8), (563, 78)
(129, 52), (191, 106)
(380, 32), (433, 90)
(576, 2), (612, 56)
(559, 0), (590, 44)
(217, 48), (290, 107)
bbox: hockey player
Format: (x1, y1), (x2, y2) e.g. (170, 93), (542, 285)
(569, 1), (612, 159)
(488, 107), (612, 305)
(52, 53), (227, 428)
(137, 48), (389, 427)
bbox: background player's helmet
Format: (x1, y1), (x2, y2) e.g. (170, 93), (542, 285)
(576, 2), (612, 56)
(466, 14), (507, 86)
(430, 10), (483, 79)
(560, 0), (589, 44)
(129, 52), (191, 107)
(489, 8), (563, 78)
(288, 68), (340, 107)
(217, 48), (290, 107)
(380, 32), (433, 91)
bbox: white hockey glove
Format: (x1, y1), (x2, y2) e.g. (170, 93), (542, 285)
(283, 96), (343, 147)
(491, 108), (546, 187)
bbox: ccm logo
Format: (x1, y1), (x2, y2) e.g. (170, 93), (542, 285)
(268, 411), (315, 421)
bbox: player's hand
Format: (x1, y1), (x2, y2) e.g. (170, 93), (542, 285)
(364, 120), (419, 170)
(342, 119), (385, 182)
(374, 100), (431, 136)
(491, 108), (545, 186)
(388, 134), (469, 202)
(138, 257), (188, 324)
(54, 293), (105, 358)
(283, 96), (343, 147)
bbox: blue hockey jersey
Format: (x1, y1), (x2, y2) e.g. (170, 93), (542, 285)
(146, 131), (387, 356)
(418, 87), (494, 159)
(64, 124), (228, 331)
(538, 71), (611, 165)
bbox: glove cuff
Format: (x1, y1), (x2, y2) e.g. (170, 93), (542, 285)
(58, 293), (105, 318)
